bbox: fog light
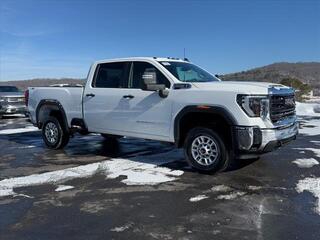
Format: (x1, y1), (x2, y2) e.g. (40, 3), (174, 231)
(235, 126), (262, 150)
(235, 126), (254, 150)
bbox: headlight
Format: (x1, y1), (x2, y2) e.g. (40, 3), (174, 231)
(0, 97), (7, 103)
(237, 95), (269, 118)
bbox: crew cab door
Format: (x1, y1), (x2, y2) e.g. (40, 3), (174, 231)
(83, 61), (132, 133)
(121, 61), (173, 139)
(83, 60), (173, 140)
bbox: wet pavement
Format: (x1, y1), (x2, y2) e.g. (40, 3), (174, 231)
(0, 116), (320, 240)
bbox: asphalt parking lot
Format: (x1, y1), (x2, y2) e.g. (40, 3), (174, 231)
(0, 116), (320, 240)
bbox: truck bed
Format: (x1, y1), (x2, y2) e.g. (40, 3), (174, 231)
(28, 86), (83, 127)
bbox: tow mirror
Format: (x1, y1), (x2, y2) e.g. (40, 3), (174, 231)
(159, 88), (169, 98)
(142, 69), (169, 98)
(142, 70), (165, 91)
(142, 71), (157, 85)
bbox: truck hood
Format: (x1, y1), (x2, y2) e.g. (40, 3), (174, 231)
(191, 81), (289, 95)
(0, 92), (24, 97)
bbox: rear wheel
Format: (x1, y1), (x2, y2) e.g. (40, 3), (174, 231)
(184, 127), (230, 173)
(42, 117), (69, 149)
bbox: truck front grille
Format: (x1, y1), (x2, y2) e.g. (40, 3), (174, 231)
(5, 97), (25, 106)
(6, 97), (25, 104)
(270, 94), (295, 123)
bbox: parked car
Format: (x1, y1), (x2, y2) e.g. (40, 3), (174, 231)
(26, 57), (298, 173)
(0, 86), (27, 118)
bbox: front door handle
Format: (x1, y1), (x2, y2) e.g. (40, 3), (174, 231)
(86, 93), (95, 97)
(123, 95), (134, 99)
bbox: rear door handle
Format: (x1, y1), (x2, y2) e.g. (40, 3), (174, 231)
(86, 93), (95, 97)
(123, 95), (134, 99)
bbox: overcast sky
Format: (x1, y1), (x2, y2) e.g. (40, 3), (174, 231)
(0, 0), (319, 80)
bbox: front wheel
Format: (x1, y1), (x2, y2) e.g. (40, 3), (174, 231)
(42, 117), (69, 149)
(184, 127), (230, 173)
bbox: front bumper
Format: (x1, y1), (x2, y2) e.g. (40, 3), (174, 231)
(0, 104), (27, 115)
(234, 121), (298, 154)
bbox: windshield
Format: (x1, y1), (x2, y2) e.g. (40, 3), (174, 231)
(0, 86), (20, 92)
(159, 61), (219, 82)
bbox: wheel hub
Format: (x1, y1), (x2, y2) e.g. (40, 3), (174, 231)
(45, 122), (58, 144)
(191, 135), (219, 166)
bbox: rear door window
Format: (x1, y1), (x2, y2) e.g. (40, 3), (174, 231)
(93, 62), (129, 88)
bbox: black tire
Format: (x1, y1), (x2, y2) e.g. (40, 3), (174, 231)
(184, 127), (230, 173)
(42, 116), (69, 149)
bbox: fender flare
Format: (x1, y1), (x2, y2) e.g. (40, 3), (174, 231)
(173, 105), (238, 146)
(36, 99), (69, 130)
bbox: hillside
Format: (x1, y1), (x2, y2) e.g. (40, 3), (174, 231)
(221, 62), (320, 95)
(0, 78), (84, 90)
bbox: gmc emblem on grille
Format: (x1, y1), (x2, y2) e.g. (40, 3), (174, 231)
(285, 97), (295, 106)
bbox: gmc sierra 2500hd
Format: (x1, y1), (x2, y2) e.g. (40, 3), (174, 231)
(27, 57), (298, 173)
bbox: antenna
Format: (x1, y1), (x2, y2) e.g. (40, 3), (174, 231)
(183, 48), (189, 62)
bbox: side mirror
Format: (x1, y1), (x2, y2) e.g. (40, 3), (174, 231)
(142, 71), (157, 85)
(145, 84), (169, 98)
(145, 84), (166, 91)
(159, 88), (169, 98)
(142, 71), (165, 91)
(142, 70), (169, 98)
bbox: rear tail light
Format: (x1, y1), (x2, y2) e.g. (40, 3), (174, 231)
(24, 89), (29, 106)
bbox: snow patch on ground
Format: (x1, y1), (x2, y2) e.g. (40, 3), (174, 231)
(248, 185), (263, 191)
(110, 222), (133, 232)
(304, 148), (320, 158)
(210, 185), (232, 192)
(296, 102), (320, 136)
(296, 102), (320, 116)
(293, 158), (319, 168)
(55, 185), (75, 192)
(0, 188), (15, 197)
(294, 148), (320, 158)
(216, 191), (246, 200)
(299, 119), (320, 136)
(189, 195), (209, 202)
(296, 177), (320, 215)
(0, 155), (183, 197)
(17, 145), (36, 149)
(0, 126), (39, 135)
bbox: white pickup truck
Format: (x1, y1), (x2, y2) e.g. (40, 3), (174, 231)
(27, 57), (298, 173)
